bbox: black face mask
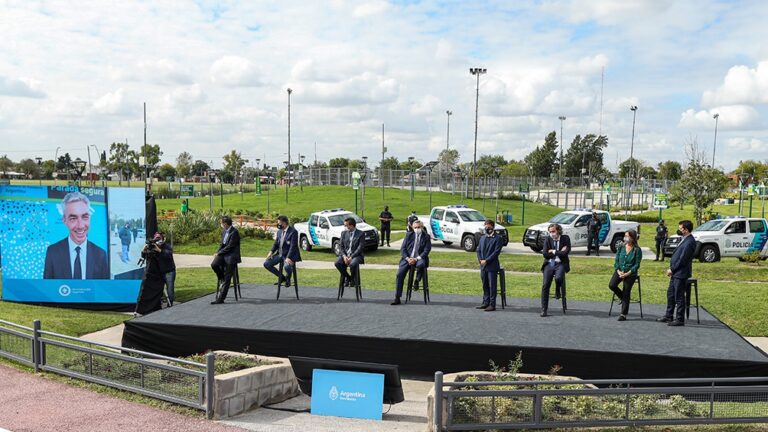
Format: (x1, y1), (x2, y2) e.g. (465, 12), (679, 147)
(676, 229), (684, 236)
(485, 227), (494, 234)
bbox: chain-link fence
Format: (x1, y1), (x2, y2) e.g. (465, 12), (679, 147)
(435, 372), (768, 431)
(0, 319), (215, 418)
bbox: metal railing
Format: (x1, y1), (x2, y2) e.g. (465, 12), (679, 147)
(0, 319), (215, 418)
(434, 372), (768, 431)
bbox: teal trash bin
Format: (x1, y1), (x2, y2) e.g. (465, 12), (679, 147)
(505, 213), (513, 224)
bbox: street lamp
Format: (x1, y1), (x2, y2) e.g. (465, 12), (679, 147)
(299, 154), (306, 192)
(493, 164), (502, 219)
(287, 88), (292, 188)
(558, 116), (566, 182)
(361, 156), (368, 218)
(712, 113), (720, 168)
(425, 162), (433, 209)
(35, 157), (42, 186)
(738, 172), (751, 215)
(408, 156), (415, 201)
(283, 160), (289, 203)
(628, 105), (638, 215)
(469, 67), (486, 199)
(446, 110), (453, 150)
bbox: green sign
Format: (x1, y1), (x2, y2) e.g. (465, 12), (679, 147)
(585, 192), (594, 199)
(255, 176), (262, 195)
(352, 171), (361, 190)
(748, 184), (756, 196)
(653, 193), (669, 209)
(180, 184), (194, 198)
(518, 183), (529, 193)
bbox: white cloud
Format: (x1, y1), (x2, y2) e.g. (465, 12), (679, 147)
(545, 0), (673, 25)
(117, 59), (193, 85)
(165, 84), (205, 105)
(678, 105), (760, 130)
(353, 1), (389, 17)
(210, 56), (263, 87)
(726, 137), (765, 152)
(91, 88), (125, 115)
(0, 76), (46, 98)
(701, 61), (768, 107)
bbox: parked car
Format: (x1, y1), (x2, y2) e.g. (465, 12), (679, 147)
(523, 209), (640, 253)
(417, 205), (509, 252)
(294, 208), (379, 255)
(663, 216), (768, 262)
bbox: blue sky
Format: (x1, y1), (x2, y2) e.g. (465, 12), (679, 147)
(0, 0), (767, 172)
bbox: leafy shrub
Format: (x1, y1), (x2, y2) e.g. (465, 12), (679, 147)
(741, 251), (763, 264)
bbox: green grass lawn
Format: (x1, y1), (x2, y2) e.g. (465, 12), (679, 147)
(155, 185), (562, 231)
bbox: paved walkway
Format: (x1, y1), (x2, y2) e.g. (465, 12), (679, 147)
(0, 364), (244, 432)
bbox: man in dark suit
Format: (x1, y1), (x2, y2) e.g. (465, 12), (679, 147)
(391, 220), (431, 305)
(540, 223), (571, 317)
(44, 192), (109, 280)
(476, 219), (504, 312)
(658, 220), (696, 326)
(334, 217), (364, 287)
(264, 215), (301, 286)
(210, 216), (241, 304)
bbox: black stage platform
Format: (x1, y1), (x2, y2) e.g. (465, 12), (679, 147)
(122, 285), (768, 379)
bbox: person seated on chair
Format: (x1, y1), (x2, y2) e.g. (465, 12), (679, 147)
(476, 219), (504, 312)
(334, 217), (364, 287)
(608, 229), (642, 321)
(540, 223), (570, 317)
(391, 219), (431, 305)
(210, 216), (241, 304)
(264, 215), (301, 287)
(658, 220), (696, 327)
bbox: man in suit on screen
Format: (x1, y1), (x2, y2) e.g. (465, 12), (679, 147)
(44, 191), (109, 280)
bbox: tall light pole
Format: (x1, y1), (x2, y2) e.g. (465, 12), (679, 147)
(54, 146), (61, 185)
(299, 154), (305, 192)
(283, 160), (289, 203)
(470, 67), (486, 199)
(446, 110), (452, 150)
(558, 116), (566, 182)
(408, 156), (415, 201)
(381, 123), (386, 200)
(712, 113), (720, 168)
(287, 88), (292, 188)
(361, 156), (368, 219)
(628, 105), (638, 213)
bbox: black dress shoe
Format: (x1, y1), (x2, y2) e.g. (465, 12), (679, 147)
(554, 293), (561, 300)
(484, 306), (496, 312)
(476, 304), (489, 309)
(210, 300), (224, 304)
(656, 317), (672, 323)
(668, 320), (685, 327)
(617, 315), (627, 321)
(540, 310), (548, 317)
(390, 299), (401, 306)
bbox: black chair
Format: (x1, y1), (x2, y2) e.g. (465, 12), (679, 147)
(549, 278), (567, 314)
(497, 267), (507, 309)
(276, 260), (299, 301)
(215, 263), (241, 301)
(337, 266), (362, 301)
(405, 267), (430, 304)
(608, 275), (643, 318)
(686, 278), (700, 324)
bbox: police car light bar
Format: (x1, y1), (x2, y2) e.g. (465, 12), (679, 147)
(321, 208), (345, 213)
(447, 205), (468, 208)
(572, 208), (593, 212)
(724, 215), (745, 219)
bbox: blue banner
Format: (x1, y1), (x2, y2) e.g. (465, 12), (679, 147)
(310, 369), (384, 421)
(0, 185), (144, 304)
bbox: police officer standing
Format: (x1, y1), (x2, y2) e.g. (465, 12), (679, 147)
(586, 212), (602, 256)
(379, 206), (393, 247)
(654, 219), (668, 261)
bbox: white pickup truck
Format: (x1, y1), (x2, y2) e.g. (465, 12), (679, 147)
(663, 216), (768, 262)
(523, 209), (640, 253)
(417, 205), (509, 252)
(294, 208), (379, 256)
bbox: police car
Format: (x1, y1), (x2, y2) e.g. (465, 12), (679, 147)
(294, 209), (379, 255)
(417, 205), (509, 252)
(663, 216), (768, 262)
(523, 209), (640, 253)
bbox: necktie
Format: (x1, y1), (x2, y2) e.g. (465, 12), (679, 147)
(74, 246), (82, 279)
(411, 234), (419, 257)
(347, 232), (355, 255)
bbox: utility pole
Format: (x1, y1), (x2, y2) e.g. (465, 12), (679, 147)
(469, 68), (486, 199)
(628, 105), (638, 216)
(287, 88), (292, 188)
(558, 116), (566, 182)
(712, 113), (720, 168)
(381, 123), (386, 200)
(446, 110), (452, 150)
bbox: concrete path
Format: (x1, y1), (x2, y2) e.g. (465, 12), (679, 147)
(0, 364), (244, 432)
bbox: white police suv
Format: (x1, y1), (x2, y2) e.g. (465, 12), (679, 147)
(663, 216), (768, 262)
(523, 209), (640, 253)
(294, 209), (379, 255)
(417, 205), (509, 252)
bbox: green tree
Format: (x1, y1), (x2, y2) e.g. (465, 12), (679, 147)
(524, 131), (558, 178)
(475, 154), (507, 177)
(191, 160), (210, 177)
(329, 158), (350, 168)
(437, 149), (459, 171)
(380, 156), (400, 170)
(126, 150), (140, 181)
(638, 165), (657, 179)
(40, 160), (56, 179)
(108, 142), (130, 185)
(400, 159), (423, 172)
(140, 144), (163, 170)
(618, 158), (646, 180)
(156, 163), (176, 180)
(503, 160), (529, 177)
(733, 160), (768, 180)
(657, 161), (683, 181)
(349, 159), (363, 170)
(672, 141), (729, 226)
(16, 158), (40, 178)
(176, 151), (193, 178)
(0, 154), (14, 177)
(562, 134), (608, 178)
(223, 150), (248, 182)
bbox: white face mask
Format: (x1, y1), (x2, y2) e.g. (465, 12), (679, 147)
(624, 236), (631, 244)
(549, 232), (558, 239)
(414, 228), (422, 234)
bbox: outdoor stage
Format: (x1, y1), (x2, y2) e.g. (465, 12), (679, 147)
(121, 285), (768, 380)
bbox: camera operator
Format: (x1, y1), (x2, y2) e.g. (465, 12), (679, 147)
(153, 232), (176, 307)
(134, 233), (165, 316)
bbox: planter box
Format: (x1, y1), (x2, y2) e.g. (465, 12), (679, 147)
(212, 351), (300, 419)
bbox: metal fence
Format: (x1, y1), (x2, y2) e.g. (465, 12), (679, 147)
(434, 372), (768, 430)
(0, 319), (215, 418)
